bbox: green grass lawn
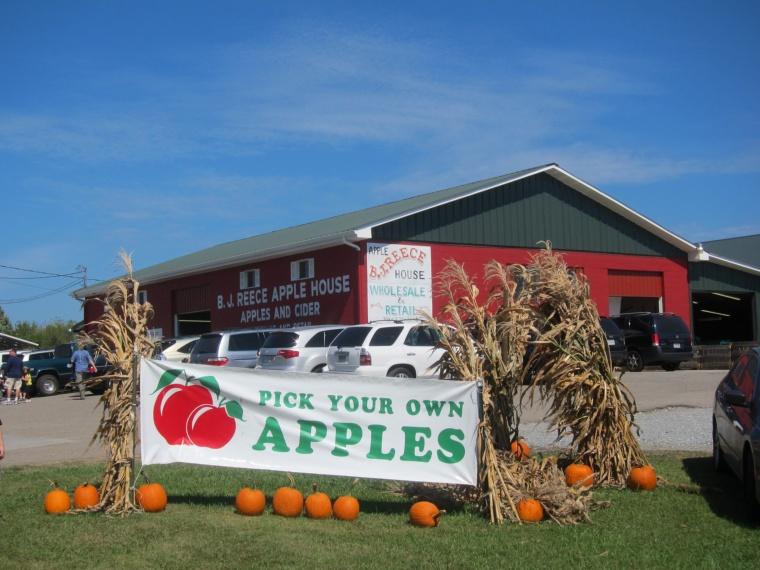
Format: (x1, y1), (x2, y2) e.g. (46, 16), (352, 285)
(1, 453), (757, 569)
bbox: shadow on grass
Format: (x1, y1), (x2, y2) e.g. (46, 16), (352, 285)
(681, 456), (759, 528)
(169, 494), (464, 515)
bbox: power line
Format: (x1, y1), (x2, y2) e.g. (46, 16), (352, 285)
(0, 263), (85, 278)
(0, 280), (82, 304)
(0, 273), (82, 280)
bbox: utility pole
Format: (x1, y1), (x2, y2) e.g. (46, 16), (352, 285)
(77, 265), (88, 288)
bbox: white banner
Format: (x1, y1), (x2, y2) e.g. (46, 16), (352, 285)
(366, 242), (432, 321)
(140, 360), (479, 485)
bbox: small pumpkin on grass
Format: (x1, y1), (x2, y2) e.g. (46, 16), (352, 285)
(510, 439), (531, 459)
(44, 485), (71, 514)
(73, 483), (100, 509)
(333, 495), (360, 521)
(305, 484), (332, 519)
(627, 465), (657, 491)
(235, 486), (266, 516)
(273, 475), (304, 517)
(409, 501), (443, 528)
(516, 499), (544, 523)
(137, 482), (168, 512)
(564, 464), (594, 488)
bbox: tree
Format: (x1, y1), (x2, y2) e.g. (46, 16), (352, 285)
(0, 306), (12, 334)
(10, 319), (77, 348)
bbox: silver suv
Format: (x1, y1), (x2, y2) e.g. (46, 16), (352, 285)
(189, 329), (276, 368)
(326, 320), (443, 378)
(257, 325), (345, 373)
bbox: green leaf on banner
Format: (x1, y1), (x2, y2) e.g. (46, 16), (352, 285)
(152, 369), (183, 394)
(198, 376), (221, 397)
(224, 400), (244, 421)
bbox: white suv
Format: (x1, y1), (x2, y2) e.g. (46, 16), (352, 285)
(257, 325), (345, 373)
(326, 320), (443, 378)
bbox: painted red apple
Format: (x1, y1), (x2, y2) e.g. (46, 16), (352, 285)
(185, 404), (237, 448)
(153, 384), (213, 445)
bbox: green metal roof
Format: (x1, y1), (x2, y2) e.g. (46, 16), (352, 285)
(75, 165), (550, 297)
(703, 234), (760, 269)
(74, 162), (760, 299)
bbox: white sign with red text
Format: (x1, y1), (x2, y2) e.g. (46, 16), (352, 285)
(140, 359), (479, 485)
(366, 242), (432, 322)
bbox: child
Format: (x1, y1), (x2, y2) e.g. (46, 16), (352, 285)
(21, 367), (33, 402)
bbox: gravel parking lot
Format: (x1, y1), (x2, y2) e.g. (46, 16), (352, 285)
(0, 369), (725, 467)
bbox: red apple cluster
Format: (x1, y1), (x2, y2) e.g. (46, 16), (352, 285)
(153, 383), (237, 449)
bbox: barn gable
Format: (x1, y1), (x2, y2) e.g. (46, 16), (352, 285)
(373, 172), (684, 258)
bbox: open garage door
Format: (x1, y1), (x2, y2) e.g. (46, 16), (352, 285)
(608, 270), (663, 315)
(692, 291), (754, 344)
(173, 285), (212, 336)
(175, 310), (212, 336)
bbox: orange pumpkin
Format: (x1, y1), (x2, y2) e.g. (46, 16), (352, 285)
(44, 488), (71, 514)
(272, 486), (304, 517)
(73, 483), (100, 509)
(516, 498), (544, 523)
(627, 466), (657, 491)
(136, 483), (168, 512)
(235, 487), (266, 516)
(409, 501), (442, 528)
(510, 439), (531, 459)
(305, 485), (332, 519)
(564, 464), (594, 488)
(333, 495), (360, 521)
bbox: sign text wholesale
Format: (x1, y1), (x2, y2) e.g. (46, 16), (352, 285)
(141, 360), (479, 485)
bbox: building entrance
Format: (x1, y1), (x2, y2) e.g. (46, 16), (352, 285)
(175, 310), (212, 336)
(692, 291), (754, 344)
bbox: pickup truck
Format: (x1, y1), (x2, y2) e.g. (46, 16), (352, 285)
(24, 343), (108, 396)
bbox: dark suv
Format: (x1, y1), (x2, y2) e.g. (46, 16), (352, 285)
(600, 317), (627, 367)
(611, 312), (693, 372)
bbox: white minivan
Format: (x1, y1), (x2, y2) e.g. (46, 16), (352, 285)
(257, 325), (345, 373)
(326, 320), (444, 378)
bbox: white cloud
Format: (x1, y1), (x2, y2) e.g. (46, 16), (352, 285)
(2, 25), (759, 200)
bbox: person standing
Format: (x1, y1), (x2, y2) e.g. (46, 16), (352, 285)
(3, 349), (24, 404)
(0, 417), (5, 459)
(70, 345), (95, 400)
(21, 367), (33, 402)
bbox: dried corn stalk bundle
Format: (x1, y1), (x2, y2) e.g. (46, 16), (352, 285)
(81, 251), (155, 515)
(426, 244), (645, 523)
(520, 244), (646, 486)
(425, 260), (535, 524)
(492, 453), (598, 524)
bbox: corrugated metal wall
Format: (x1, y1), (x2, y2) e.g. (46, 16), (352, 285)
(373, 173), (684, 258)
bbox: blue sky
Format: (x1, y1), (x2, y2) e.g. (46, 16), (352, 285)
(1, 1), (758, 324)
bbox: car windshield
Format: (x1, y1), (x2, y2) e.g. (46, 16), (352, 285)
(655, 316), (690, 336)
(332, 327), (372, 348)
(262, 332), (299, 349)
(195, 334), (222, 353)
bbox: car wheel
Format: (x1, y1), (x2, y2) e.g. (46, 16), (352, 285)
(743, 452), (760, 518)
(626, 351), (644, 372)
(311, 364), (326, 373)
(388, 366), (415, 378)
(712, 419), (726, 473)
(35, 374), (59, 397)
(662, 362), (680, 371)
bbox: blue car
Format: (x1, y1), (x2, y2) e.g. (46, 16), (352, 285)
(713, 347), (760, 515)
